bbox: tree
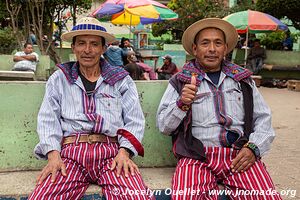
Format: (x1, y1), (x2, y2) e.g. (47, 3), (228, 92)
(152, 0), (229, 41)
(256, 0), (300, 30)
(3, 0), (92, 64)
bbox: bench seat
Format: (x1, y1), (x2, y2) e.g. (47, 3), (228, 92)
(0, 70), (34, 81)
(0, 168), (174, 199)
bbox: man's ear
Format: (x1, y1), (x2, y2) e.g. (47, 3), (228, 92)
(192, 43), (197, 56)
(224, 44), (228, 57)
(71, 44), (75, 53)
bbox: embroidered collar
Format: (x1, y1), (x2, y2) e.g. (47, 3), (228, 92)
(176, 59), (252, 85)
(56, 58), (129, 85)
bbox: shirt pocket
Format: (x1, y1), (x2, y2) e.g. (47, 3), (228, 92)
(224, 88), (244, 121)
(95, 93), (122, 113)
(192, 92), (215, 125)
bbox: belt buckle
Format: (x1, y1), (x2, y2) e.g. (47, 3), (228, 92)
(87, 134), (93, 144)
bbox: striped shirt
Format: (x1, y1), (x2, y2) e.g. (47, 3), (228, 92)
(34, 62), (145, 159)
(157, 71), (275, 156)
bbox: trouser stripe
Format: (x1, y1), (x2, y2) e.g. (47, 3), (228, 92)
(172, 147), (281, 200)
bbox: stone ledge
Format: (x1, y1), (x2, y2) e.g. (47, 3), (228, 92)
(0, 168), (174, 198)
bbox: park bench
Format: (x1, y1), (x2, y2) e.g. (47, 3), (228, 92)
(0, 80), (232, 200)
(231, 49), (300, 80)
(0, 54), (51, 81)
(0, 80), (175, 200)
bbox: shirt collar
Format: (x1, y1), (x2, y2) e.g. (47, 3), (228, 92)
(56, 58), (129, 85)
(176, 59), (252, 85)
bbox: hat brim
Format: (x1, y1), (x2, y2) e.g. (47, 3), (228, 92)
(182, 18), (238, 56)
(61, 30), (116, 44)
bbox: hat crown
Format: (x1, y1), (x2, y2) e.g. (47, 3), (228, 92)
(61, 17), (115, 43)
(182, 18), (238, 56)
(77, 17), (102, 26)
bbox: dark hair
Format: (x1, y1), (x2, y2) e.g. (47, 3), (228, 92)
(254, 39), (260, 43)
(72, 36), (106, 46)
(194, 27), (226, 45)
(24, 42), (33, 48)
(124, 63), (144, 80)
(120, 37), (130, 48)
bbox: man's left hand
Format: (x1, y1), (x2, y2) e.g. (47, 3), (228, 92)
(110, 148), (140, 177)
(230, 148), (256, 173)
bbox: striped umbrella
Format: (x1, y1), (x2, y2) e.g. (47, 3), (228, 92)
(223, 10), (288, 61)
(91, 0), (178, 26)
(223, 10), (288, 34)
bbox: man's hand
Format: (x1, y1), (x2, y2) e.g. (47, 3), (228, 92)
(156, 67), (162, 73)
(110, 148), (140, 178)
(36, 150), (67, 185)
(230, 148), (256, 173)
(180, 74), (198, 105)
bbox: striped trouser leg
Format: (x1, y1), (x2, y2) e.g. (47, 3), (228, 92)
(95, 143), (155, 200)
(224, 149), (282, 200)
(171, 157), (219, 200)
(28, 157), (89, 200)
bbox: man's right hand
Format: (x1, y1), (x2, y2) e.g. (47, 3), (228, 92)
(180, 74), (198, 105)
(36, 150), (67, 185)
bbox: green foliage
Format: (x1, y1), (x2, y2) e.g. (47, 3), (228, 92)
(256, 0), (300, 30)
(152, 0), (229, 40)
(0, 28), (18, 54)
(230, 0), (256, 13)
(257, 32), (292, 50)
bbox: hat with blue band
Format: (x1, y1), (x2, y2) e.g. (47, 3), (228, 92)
(61, 17), (115, 44)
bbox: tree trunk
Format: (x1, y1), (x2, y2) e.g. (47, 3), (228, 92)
(5, 0), (23, 49)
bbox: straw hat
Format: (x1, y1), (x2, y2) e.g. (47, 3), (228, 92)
(61, 17), (115, 44)
(182, 18), (238, 56)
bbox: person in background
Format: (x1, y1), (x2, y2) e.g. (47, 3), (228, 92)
(12, 42), (39, 72)
(124, 63), (146, 80)
(127, 51), (157, 80)
(157, 18), (281, 200)
(246, 39), (266, 74)
(104, 40), (124, 67)
(156, 55), (178, 80)
(120, 37), (141, 65)
(282, 31), (293, 51)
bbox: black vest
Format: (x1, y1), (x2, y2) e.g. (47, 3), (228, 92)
(169, 75), (253, 161)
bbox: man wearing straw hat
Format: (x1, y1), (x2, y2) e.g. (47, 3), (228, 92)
(29, 17), (153, 200)
(157, 18), (281, 199)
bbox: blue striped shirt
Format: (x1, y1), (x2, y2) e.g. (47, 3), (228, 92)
(157, 72), (275, 156)
(34, 66), (145, 159)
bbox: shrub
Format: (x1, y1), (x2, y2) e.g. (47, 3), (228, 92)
(0, 28), (18, 54)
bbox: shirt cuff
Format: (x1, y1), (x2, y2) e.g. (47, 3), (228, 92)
(34, 142), (61, 160)
(119, 140), (138, 157)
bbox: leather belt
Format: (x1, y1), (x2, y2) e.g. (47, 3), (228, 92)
(63, 134), (118, 145)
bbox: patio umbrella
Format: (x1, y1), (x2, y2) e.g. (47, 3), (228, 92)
(223, 10), (288, 61)
(91, 0), (178, 26)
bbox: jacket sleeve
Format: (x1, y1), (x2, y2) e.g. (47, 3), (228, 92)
(34, 74), (63, 160)
(249, 80), (275, 156)
(117, 76), (145, 157)
(156, 83), (187, 135)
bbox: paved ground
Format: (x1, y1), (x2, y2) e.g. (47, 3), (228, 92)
(260, 87), (300, 199)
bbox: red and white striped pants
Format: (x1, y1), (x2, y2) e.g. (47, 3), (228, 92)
(29, 142), (154, 200)
(172, 147), (282, 200)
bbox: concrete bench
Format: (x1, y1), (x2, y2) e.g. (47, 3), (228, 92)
(0, 80), (178, 199)
(0, 54), (51, 81)
(0, 70), (34, 81)
(231, 49), (300, 80)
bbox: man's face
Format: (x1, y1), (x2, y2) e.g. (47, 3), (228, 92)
(72, 35), (105, 69)
(192, 28), (227, 71)
(163, 58), (170, 65)
(24, 44), (33, 54)
(124, 40), (131, 47)
(253, 41), (260, 48)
